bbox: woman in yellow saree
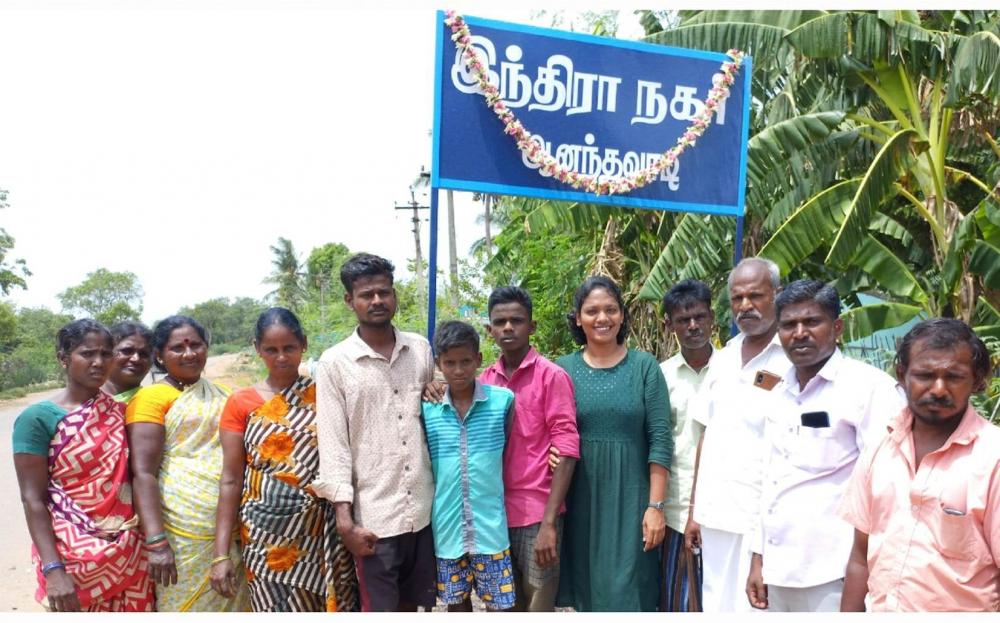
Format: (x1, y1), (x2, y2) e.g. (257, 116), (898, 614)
(126, 315), (249, 611)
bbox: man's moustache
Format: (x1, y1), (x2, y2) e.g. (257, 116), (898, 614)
(917, 396), (955, 408)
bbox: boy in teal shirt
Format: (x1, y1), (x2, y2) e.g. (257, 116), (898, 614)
(422, 320), (516, 611)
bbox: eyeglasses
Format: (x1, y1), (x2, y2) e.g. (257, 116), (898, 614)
(115, 347), (151, 358)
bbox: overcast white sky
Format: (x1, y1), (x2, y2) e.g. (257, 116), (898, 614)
(1, 1), (654, 324)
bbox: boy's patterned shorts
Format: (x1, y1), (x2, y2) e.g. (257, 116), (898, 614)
(436, 549), (516, 610)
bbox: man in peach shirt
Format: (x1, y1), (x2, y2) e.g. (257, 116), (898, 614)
(839, 318), (1000, 612)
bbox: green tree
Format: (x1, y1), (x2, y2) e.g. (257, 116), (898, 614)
(0, 306), (73, 391)
(303, 242), (352, 327)
(264, 237), (305, 312)
(306, 242), (351, 290)
(0, 188), (31, 295)
(0, 301), (17, 352)
(178, 296), (263, 347)
(58, 268), (144, 325)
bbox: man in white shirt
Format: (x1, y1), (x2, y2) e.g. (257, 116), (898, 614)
(685, 257), (791, 612)
(659, 279), (716, 611)
(745, 279), (903, 611)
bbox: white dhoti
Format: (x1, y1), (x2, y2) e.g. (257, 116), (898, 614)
(700, 526), (754, 613)
(765, 579), (843, 612)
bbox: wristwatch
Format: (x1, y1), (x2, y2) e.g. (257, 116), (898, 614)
(647, 501), (666, 511)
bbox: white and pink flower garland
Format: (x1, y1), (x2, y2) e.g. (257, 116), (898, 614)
(445, 11), (746, 196)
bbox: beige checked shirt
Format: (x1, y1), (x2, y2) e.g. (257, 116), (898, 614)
(313, 327), (435, 538)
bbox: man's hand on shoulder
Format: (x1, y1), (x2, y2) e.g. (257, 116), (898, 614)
(548, 445), (561, 472)
(422, 380), (447, 403)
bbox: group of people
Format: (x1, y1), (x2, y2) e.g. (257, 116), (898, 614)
(11, 252), (999, 612)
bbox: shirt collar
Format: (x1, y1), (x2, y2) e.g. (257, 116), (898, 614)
(781, 347), (844, 390)
(442, 380), (488, 410)
(888, 403), (985, 449)
(488, 346), (539, 381)
(727, 330), (785, 368)
(345, 326), (408, 362)
(667, 346), (716, 375)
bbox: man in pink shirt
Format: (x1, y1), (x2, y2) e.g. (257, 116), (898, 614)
(839, 318), (1000, 612)
(479, 286), (580, 612)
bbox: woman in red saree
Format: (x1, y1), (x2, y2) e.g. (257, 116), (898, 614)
(12, 319), (154, 612)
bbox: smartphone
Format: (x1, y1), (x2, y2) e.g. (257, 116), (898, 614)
(800, 411), (830, 428)
(753, 370), (781, 391)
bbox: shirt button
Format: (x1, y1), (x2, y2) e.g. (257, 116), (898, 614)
(404, 465), (410, 471)
(394, 389), (399, 394)
(398, 415), (402, 420)
(402, 440), (407, 446)
(407, 490), (411, 495)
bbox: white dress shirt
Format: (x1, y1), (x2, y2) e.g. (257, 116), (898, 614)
(752, 348), (905, 588)
(660, 348), (714, 533)
(692, 332), (791, 535)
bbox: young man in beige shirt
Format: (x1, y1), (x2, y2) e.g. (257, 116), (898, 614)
(313, 253), (437, 612)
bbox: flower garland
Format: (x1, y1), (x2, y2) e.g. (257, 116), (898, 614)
(445, 11), (746, 196)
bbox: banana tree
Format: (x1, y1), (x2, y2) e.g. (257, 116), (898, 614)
(639, 10), (1000, 343)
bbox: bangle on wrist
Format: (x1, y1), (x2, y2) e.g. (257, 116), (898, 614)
(147, 538), (171, 550)
(210, 555), (230, 566)
(41, 561), (66, 576)
(145, 532), (167, 546)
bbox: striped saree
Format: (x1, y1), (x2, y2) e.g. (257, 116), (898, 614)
(157, 378), (249, 611)
(240, 376), (359, 612)
(34, 392), (154, 611)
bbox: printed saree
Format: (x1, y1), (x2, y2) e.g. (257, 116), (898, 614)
(33, 391), (154, 611)
(157, 378), (250, 611)
(240, 376), (359, 612)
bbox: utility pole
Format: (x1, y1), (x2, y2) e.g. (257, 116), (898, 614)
(396, 169), (431, 317)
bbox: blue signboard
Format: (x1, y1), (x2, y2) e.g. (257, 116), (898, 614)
(432, 12), (752, 216)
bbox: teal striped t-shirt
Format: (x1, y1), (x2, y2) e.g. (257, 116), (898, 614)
(421, 381), (514, 559)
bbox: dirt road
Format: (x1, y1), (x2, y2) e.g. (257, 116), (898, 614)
(0, 354), (248, 612)
(1, 387), (56, 612)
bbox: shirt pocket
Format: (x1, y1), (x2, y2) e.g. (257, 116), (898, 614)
(790, 425), (845, 473)
(512, 401), (541, 439)
(929, 504), (979, 560)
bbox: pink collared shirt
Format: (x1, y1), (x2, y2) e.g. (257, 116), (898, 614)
(480, 347), (580, 528)
(839, 404), (1000, 612)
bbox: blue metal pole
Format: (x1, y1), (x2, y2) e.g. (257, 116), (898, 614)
(733, 215), (745, 265)
(427, 186), (440, 344)
(731, 215), (745, 336)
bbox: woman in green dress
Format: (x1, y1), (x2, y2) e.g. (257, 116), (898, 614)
(555, 275), (672, 611)
(101, 321), (154, 405)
